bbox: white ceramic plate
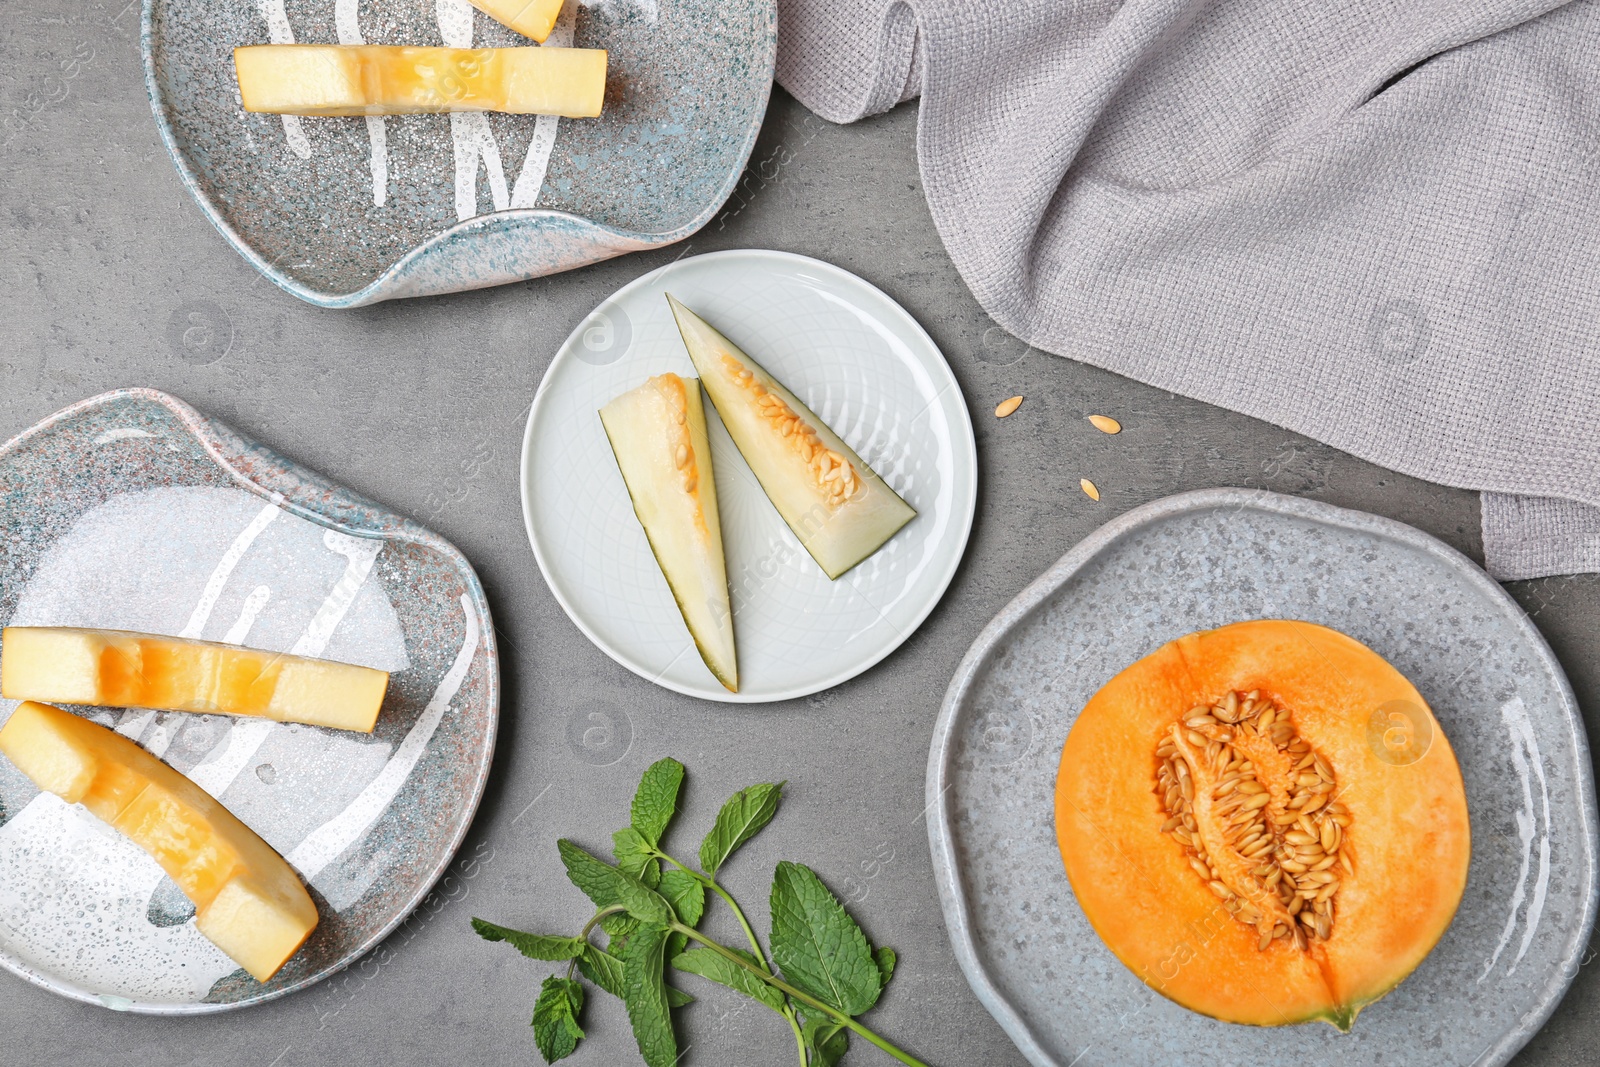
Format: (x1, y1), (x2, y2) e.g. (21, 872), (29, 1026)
(521, 249), (976, 702)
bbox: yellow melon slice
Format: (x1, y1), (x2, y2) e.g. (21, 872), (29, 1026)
(1, 627), (389, 732)
(233, 44), (607, 117)
(466, 0), (564, 42)
(0, 701), (319, 982)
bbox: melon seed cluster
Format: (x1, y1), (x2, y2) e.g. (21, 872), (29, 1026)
(718, 353), (862, 506)
(1154, 690), (1353, 951)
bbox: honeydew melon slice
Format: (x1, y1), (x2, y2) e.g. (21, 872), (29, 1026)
(466, 0), (564, 42)
(1, 626), (390, 732)
(666, 295), (917, 580)
(600, 374), (738, 692)
(0, 700), (319, 982)
(233, 45), (607, 117)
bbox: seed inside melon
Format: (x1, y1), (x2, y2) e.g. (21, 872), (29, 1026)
(1054, 620), (1470, 1031)
(0, 701), (319, 982)
(600, 373), (738, 692)
(666, 295), (917, 580)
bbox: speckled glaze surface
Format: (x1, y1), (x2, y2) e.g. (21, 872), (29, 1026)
(141, 0), (776, 307)
(928, 489), (1598, 1067)
(0, 389), (498, 1013)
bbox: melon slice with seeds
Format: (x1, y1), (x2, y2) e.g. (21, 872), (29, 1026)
(666, 295), (916, 580)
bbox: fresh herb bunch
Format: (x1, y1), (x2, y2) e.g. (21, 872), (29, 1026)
(472, 758), (928, 1067)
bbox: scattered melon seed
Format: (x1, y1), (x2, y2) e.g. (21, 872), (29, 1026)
(1080, 478), (1100, 501)
(1087, 414), (1122, 434)
(994, 396), (1024, 418)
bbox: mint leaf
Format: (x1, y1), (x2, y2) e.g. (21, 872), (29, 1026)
(616, 869), (674, 926)
(620, 923), (678, 1067)
(559, 839), (625, 909)
(770, 861), (881, 1016)
(631, 758), (685, 847)
(558, 839), (669, 926)
(600, 912), (639, 942)
(613, 827), (661, 889)
(532, 975), (585, 1063)
(471, 919), (586, 961)
(658, 867), (705, 926)
(666, 986), (695, 1008)
(699, 782), (783, 875)
(802, 1014), (850, 1067)
(673, 947), (785, 1012)
(875, 946), (897, 988)
(577, 944), (624, 999)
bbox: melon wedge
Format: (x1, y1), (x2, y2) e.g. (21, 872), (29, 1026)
(600, 374), (738, 692)
(666, 295), (917, 580)
(466, 0), (564, 42)
(233, 45), (607, 117)
(0, 701), (319, 982)
(1, 627), (389, 732)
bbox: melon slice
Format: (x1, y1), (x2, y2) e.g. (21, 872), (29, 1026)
(1, 627), (389, 732)
(600, 374), (737, 692)
(1055, 620), (1471, 1030)
(466, 0), (564, 42)
(233, 45), (607, 117)
(0, 701), (319, 982)
(666, 295), (917, 580)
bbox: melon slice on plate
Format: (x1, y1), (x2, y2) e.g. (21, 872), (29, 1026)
(0, 701), (319, 982)
(666, 295), (917, 580)
(600, 374), (738, 692)
(1, 626), (390, 732)
(466, 0), (564, 42)
(233, 45), (607, 117)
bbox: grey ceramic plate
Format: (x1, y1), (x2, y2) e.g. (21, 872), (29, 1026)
(928, 489), (1598, 1067)
(141, 0), (776, 306)
(0, 389), (497, 1013)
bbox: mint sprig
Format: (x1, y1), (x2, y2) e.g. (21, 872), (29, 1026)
(472, 757), (930, 1067)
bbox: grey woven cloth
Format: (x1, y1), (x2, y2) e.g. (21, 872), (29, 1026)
(776, 0), (1600, 581)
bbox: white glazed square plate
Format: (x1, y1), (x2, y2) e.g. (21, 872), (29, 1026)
(520, 249), (978, 702)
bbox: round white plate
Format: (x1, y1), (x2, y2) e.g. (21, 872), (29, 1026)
(521, 249), (977, 702)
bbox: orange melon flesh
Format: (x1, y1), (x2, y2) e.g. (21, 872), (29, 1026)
(0, 701), (319, 982)
(1, 626), (389, 732)
(1054, 619), (1470, 1029)
(233, 45), (607, 117)
(466, 0), (564, 42)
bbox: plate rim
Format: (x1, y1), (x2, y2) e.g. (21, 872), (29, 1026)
(925, 486), (1600, 1067)
(0, 387), (501, 1014)
(519, 247), (979, 704)
(139, 0), (777, 307)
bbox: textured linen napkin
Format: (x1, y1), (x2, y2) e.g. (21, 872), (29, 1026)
(776, 0), (1600, 581)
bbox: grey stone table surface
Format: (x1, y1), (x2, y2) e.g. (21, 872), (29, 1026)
(3, 6), (1598, 1066)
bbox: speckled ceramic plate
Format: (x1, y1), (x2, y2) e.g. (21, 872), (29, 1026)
(141, 0), (776, 306)
(521, 249), (978, 702)
(928, 489), (1598, 1067)
(0, 389), (497, 1013)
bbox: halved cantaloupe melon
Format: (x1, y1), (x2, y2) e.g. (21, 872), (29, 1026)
(466, 0), (565, 42)
(0, 701), (318, 982)
(667, 295), (916, 580)
(1, 627), (389, 732)
(1055, 619), (1469, 1030)
(600, 374), (737, 692)
(233, 45), (607, 117)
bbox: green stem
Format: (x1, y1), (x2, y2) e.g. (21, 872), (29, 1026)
(656, 850), (809, 1065)
(670, 923), (931, 1067)
(564, 905), (629, 980)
